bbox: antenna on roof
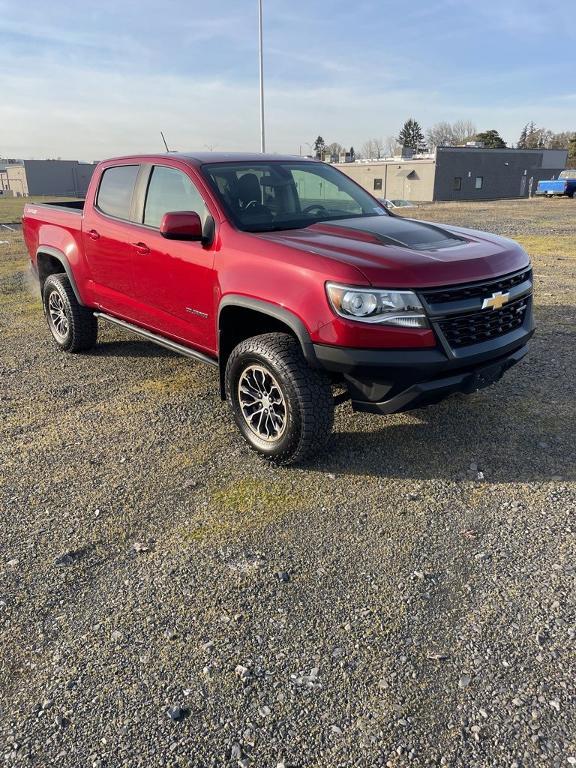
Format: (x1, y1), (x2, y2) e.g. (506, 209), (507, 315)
(160, 131), (171, 153)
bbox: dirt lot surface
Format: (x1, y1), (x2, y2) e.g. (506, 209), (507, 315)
(1, 198), (574, 767)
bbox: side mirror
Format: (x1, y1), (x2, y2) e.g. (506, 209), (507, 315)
(160, 211), (203, 241)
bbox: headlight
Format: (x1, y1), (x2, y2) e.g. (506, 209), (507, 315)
(326, 283), (428, 327)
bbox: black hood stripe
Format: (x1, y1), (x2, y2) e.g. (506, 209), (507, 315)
(317, 216), (467, 251)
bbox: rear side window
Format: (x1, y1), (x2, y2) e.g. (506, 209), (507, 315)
(143, 166), (208, 228)
(97, 165), (140, 220)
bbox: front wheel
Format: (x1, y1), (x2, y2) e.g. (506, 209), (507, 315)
(225, 333), (334, 465)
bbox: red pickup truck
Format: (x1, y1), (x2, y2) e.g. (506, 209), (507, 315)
(23, 153), (534, 464)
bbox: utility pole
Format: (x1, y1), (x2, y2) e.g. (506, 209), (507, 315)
(258, 0), (266, 153)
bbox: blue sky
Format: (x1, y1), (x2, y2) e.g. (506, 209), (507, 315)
(1, 0), (574, 160)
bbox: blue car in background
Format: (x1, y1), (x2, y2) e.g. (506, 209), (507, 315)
(536, 169), (576, 198)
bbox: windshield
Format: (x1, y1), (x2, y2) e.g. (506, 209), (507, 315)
(200, 161), (388, 232)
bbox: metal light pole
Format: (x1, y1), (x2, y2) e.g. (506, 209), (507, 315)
(258, 0), (266, 153)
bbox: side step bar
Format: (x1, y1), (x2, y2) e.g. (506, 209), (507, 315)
(94, 312), (218, 367)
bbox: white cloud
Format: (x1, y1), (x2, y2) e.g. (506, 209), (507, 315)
(2, 53), (575, 160)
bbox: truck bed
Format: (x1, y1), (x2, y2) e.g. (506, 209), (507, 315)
(22, 200), (86, 292)
(37, 200), (85, 213)
(535, 178), (576, 197)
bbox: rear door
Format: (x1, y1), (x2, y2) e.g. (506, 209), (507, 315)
(82, 163), (142, 317)
(127, 164), (218, 352)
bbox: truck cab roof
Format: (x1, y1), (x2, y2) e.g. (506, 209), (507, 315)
(101, 152), (315, 167)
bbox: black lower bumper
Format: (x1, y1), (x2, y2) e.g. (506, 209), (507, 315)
(313, 328), (533, 415)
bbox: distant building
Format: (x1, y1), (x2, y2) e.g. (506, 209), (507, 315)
(334, 146), (569, 202)
(0, 159), (98, 197)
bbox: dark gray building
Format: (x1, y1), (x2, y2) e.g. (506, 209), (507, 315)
(1, 159), (98, 197)
(433, 146), (568, 201)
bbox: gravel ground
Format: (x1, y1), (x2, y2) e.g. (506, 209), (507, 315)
(1, 198), (575, 767)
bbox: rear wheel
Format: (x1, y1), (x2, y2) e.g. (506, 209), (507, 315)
(225, 332), (334, 465)
(42, 273), (98, 352)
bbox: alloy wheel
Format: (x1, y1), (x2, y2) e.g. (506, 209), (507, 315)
(237, 364), (287, 442)
(47, 290), (69, 339)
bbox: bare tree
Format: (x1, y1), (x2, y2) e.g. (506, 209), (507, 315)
(521, 125), (573, 150)
(383, 136), (398, 156)
(426, 121), (455, 150)
(451, 120), (477, 145)
(426, 120), (477, 149)
(548, 131), (573, 149)
(325, 142), (345, 157)
(360, 138), (384, 160)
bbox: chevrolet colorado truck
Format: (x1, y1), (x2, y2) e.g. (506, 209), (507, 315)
(23, 153), (535, 464)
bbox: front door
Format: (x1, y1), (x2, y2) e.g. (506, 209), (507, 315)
(128, 164), (218, 353)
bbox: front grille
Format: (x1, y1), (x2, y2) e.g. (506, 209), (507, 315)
(422, 268), (532, 304)
(439, 296), (529, 348)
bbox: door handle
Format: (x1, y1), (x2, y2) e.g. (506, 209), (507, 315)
(132, 242), (150, 255)
(87, 229), (100, 240)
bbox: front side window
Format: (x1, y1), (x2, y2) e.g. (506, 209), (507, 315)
(201, 161), (387, 232)
(143, 166), (208, 228)
(97, 165), (140, 220)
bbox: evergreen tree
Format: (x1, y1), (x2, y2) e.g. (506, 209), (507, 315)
(525, 122), (539, 148)
(474, 129), (507, 148)
(397, 118), (427, 152)
(313, 136), (326, 159)
(349, 146), (356, 161)
(517, 124), (528, 149)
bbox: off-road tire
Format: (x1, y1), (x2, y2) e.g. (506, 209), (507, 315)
(225, 332), (334, 465)
(42, 273), (98, 352)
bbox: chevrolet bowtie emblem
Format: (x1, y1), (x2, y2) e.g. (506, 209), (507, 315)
(482, 291), (510, 310)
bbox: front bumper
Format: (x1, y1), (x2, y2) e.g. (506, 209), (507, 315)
(313, 326), (534, 415)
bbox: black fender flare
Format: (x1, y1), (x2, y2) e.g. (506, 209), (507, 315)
(217, 296), (319, 396)
(36, 246), (84, 305)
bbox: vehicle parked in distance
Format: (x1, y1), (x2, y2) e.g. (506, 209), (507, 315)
(535, 169), (576, 198)
(23, 153), (535, 464)
(380, 198), (418, 209)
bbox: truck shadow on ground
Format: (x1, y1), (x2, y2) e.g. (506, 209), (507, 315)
(92, 339), (180, 359)
(315, 303), (575, 483)
(314, 393), (575, 483)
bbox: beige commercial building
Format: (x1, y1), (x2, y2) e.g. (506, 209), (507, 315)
(335, 158), (436, 201)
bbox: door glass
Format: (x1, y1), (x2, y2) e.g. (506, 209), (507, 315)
(291, 168), (363, 215)
(97, 165), (140, 219)
(144, 166), (208, 228)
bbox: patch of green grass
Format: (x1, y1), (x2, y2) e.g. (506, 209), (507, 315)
(167, 479), (306, 547)
(212, 477), (300, 514)
(136, 370), (198, 395)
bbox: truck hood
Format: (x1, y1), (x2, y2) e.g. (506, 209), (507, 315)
(257, 215), (530, 287)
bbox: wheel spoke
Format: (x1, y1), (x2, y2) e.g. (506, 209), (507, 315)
(238, 365), (287, 442)
(240, 385), (259, 402)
